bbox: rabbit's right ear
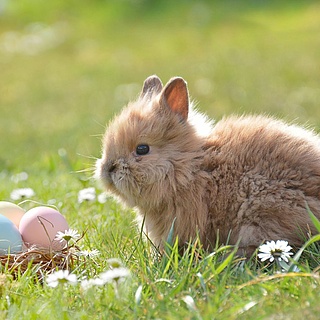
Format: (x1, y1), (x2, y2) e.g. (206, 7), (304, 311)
(140, 75), (163, 100)
(159, 77), (189, 121)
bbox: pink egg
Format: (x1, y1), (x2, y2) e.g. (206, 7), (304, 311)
(19, 206), (69, 250)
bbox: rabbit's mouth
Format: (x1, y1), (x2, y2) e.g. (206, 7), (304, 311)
(97, 161), (140, 207)
(96, 158), (132, 192)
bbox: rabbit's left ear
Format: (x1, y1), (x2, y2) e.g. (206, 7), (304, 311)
(140, 75), (163, 100)
(160, 77), (189, 120)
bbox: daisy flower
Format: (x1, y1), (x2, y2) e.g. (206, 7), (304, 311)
(80, 267), (130, 290)
(55, 229), (81, 243)
(78, 249), (100, 258)
(10, 187), (35, 200)
(258, 240), (293, 263)
(80, 278), (104, 290)
(11, 172), (28, 183)
(99, 267), (130, 284)
(78, 187), (96, 203)
(97, 193), (108, 204)
(46, 270), (78, 288)
(107, 258), (123, 269)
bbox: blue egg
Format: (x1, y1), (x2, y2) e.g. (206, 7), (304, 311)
(0, 214), (23, 254)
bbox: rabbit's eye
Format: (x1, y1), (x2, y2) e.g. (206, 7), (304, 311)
(136, 144), (150, 155)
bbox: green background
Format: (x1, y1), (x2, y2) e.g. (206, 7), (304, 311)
(1, 0), (320, 174)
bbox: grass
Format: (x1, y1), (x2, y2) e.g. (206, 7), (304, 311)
(1, 0), (320, 318)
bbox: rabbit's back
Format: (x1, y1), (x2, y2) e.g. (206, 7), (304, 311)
(202, 115), (320, 254)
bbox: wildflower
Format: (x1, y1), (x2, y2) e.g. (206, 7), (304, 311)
(55, 229), (81, 243)
(99, 267), (130, 284)
(80, 267), (130, 290)
(107, 258), (123, 269)
(80, 278), (104, 290)
(97, 193), (108, 204)
(78, 249), (100, 258)
(78, 187), (96, 203)
(258, 240), (293, 263)
(10, 172), (28, 183)
(10, 188), (35, 200)
(46, 270), (77, 288)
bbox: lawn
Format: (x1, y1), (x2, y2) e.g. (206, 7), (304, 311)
(1, 0), (320, 318)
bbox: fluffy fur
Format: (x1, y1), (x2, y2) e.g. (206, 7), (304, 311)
(96, 75), (320, 256)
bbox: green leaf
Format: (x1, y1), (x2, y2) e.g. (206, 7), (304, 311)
(166, 217), (177, 247)
(289, 234), (320, 270)
(306, 203), (320, 233)
(214, 249), (236, 276)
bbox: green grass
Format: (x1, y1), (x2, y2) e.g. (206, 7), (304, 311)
(1, 0), (320, 318)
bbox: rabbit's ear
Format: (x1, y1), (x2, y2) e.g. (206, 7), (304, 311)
(140, 75), (163, 99)
(160, 77), (189, 120)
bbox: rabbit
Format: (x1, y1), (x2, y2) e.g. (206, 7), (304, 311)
(95, 75), (320, 257)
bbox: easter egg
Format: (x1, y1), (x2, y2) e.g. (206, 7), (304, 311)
(19, 206), (69, 250)
(0, 201), (25, 228)
(0, 214), (23, 254)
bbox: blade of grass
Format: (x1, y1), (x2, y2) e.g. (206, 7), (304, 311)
(306, 203), (320, 233)
(289, 234), (320, 271)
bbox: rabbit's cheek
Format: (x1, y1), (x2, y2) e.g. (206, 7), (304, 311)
(132, 170), (148, 186)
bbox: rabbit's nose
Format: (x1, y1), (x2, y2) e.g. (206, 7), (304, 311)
(103, 160), (116, 173)
(100, 160), (116, 177)
(108, 163), (116, 173)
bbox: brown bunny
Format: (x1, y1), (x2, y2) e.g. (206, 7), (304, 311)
(96, 75), (320, 256)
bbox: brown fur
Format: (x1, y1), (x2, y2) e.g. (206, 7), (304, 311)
(96, 75), (320, 256)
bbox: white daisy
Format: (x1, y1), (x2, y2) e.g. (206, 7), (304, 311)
(46, 270), (78, 288)
(80, 278), (104, 290)
(97, 193), (108, 204)
(107, 258), (123, 269)
(258, 240), (293, 263)
(80, 267), (130, 290)
(11, 172), (28, 183)
(55, 229), (81, 243)
(78, 249), (100, 258)
(99, 267), (130, 284)
(78, 187), (96, 203)
(10, 187), (35, 200)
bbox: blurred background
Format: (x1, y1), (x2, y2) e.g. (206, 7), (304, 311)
(1, 0), (320, 173)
